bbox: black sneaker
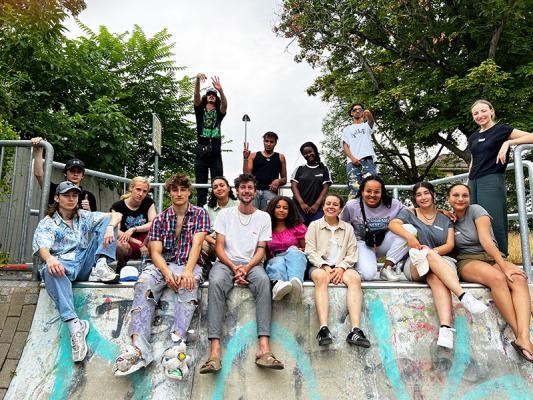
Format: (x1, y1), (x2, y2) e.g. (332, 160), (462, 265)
(316, 326), (333, 346)
(346, 327), (370, 348)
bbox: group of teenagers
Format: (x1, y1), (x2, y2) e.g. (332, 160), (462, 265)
(30, 92), (533, 381)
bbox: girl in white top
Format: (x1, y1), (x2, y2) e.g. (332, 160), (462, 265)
(305, 194), (370, 348)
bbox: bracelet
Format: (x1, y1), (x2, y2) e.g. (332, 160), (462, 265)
(107, 224), (114, 228)
(243, 158), (248, 161)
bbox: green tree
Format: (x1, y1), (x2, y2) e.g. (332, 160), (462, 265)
(0, 3), (195, 177)
(275, 0), (533, 183)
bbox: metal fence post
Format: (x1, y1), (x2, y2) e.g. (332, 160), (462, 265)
(513, 145), (532, 279)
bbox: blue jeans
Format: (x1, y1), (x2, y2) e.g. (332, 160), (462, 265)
(265, 247), (307, 282)
(40, 216), (117, 321)
(300, 209), (324, 226)
(346, 157), (377, 197)
(253, 189), (277, 211)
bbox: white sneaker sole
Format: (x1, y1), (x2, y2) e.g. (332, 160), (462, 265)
(437, 338), (454, 349)
(72, 320), (90, 363)
(289, 278), (303, 303)
(272, 282), (292, 301)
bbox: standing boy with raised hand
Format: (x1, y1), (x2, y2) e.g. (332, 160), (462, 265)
(341, 104), (377, 197)
(194, 73), (228, 207)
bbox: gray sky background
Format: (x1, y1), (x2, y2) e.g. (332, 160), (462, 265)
(64, 0), (330, 182)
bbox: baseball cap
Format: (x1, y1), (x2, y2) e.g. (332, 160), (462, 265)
(64, 158), (85, 172)
(205, 87), (217, 96)
(119, 266), (140, 282)
(56, 181), (82, 195)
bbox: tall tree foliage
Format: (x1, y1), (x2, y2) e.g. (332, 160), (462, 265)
(275, 0), (533, 183)
(0, 3), (195, 176)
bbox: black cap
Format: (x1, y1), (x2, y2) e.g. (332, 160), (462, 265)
(64, 158), (85, 172)
(56, 181), (82, 195)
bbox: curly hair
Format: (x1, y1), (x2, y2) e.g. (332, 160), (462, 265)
(164, 174), (191, 192)
(265, 196), (302, 228)
(234, 173), (257, 190)
(355, 175), (393, 208)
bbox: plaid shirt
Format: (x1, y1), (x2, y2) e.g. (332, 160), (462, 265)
(149, 202), (210, 264)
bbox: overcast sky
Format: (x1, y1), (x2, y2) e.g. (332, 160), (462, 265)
(64, 0), (330, 182)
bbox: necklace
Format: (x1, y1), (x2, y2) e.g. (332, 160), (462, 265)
(418, 207), (437, 221)
(237, 208), (253, 226)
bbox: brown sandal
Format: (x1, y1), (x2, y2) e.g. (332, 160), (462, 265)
(255, 352), (284, 370)
(511, 341), (533, 363)
(199, 357), (222, 374)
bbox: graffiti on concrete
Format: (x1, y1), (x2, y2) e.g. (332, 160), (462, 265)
(5, 287), (533, 400)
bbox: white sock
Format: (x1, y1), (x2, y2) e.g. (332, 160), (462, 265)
(66, 318), (82, 335)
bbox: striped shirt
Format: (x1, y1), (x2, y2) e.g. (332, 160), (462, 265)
(149, 202), (210, 264)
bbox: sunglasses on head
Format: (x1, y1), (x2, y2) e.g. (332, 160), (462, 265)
(352, 107), (363, 112)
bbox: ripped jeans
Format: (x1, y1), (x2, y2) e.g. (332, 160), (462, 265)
(129, 262), (203, 364)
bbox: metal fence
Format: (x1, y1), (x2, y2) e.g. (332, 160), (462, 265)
(1, 140), (531, 280)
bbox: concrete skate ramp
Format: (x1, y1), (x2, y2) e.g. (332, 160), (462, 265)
(6, 284), (533, 400)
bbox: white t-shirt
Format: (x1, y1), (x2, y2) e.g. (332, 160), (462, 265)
(341, 122), (376, 163)
(214, 207), (272, 264)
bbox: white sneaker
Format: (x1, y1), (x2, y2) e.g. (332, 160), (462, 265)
(272, 280), (292, 301)
(461, 292), (488, 314)
(380, 267), (400, 282)
(71, 320), (89, 362)
(437, 326), (455, 349)
(289, 277), (303, 303)
(89, 258), (118, 283)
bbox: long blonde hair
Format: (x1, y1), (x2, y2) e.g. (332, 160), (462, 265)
(121, 176), (151, 200)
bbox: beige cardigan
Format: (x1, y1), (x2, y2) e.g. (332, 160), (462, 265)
(305, 218), (357, 270)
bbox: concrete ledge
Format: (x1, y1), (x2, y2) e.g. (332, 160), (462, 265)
(68, 280), (490, 289)
(6, 285), (533, 399)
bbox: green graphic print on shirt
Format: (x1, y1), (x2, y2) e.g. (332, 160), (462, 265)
(202, 109), (221, 138)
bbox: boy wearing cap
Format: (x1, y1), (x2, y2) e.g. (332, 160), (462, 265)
(243, 131), (287, 210)
(31, 137), (97, 211)
(193, 73), (227, 207)
(32, 181), (121, 362)
(114, 174), (209, 379)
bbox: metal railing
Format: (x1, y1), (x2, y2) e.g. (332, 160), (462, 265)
(1, 140), (531, 280)
(0, 141), (54, 271)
